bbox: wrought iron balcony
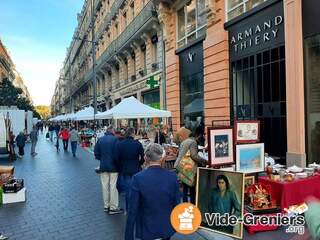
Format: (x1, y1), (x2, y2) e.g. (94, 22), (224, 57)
(72, 1), (158, 96)
(96, 0), (126, 41)
(116, 1), (157, 52)
(94, 0), (102, 13)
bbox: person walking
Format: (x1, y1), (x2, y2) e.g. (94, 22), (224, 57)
(48, 124), (54, 142)
(117, 128), (144, 212)
(54, 123), (61, 151)
(94, 125), (123, 214)
(30, 126), (38, 156)
(59, 128), (70, 151)
(174, 131), (207, 204)
(15, 131), (27, 157)
(125, 143), (181, 240)
(69, 127), (79, 157)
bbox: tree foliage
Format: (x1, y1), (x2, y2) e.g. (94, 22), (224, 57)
(0, 78), (41, 119)
(35, 105), (50, 120)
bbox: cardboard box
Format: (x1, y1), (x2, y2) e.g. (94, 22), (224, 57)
(3, 188), (26, 204)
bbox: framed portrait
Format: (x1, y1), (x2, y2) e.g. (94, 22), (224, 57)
(235, 120), (260, 143)
(244, 176), (255, 190)
(236, 143), (265, 173)
(207, 127), (234, 167)
(196, 168), (245, 239)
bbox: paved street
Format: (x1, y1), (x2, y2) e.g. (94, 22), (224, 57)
(0, 133), (304, 240)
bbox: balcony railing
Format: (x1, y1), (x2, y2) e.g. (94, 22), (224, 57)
(72, 1), (157, 96)
(96, 0), (126, 41)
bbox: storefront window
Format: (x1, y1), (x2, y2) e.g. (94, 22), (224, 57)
(226, 0), (268, 21)
(177, 0), (207, 48)
(305, 34), (320, 164)
(142, 89), (160, 109)
(180, 72), (204, 132)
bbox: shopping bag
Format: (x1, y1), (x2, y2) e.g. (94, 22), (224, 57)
(176, 150), (197, 187)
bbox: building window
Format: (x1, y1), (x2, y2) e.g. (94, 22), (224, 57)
(123, 12), (127, 28)
(226, 0), (268, 21)
(130, 2), (135, 19)
(177, 0), (207, 48)
(305, 34), (320, 164)
(142, 89), (160, 109)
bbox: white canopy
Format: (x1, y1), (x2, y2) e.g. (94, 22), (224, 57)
(74, 106), (100, 121)
(96, 96), (171, 119)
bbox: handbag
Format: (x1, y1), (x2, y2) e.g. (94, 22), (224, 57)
(176, 150), (197, 187)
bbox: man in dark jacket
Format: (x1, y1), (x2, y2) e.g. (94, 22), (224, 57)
(15, 131), (27, 157)
(125, 143), (181, 240)
(94, 125), (122, 215)
(117, 128), (144, 212)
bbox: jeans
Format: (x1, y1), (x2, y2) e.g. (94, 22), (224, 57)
(122, 175), (133, 211)
(18, 146), (24, 156)
(63, 140), (68, 150)
(70, 141), (77, 156)
(49, 131), (54, 141)
(31, 141), (37, 155)
(100, 172), (119, 210)
(182, 182), (195, 204)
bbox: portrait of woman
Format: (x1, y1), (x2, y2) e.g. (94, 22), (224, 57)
(209, 175), (241, 234)
(197, 168), (244, 239)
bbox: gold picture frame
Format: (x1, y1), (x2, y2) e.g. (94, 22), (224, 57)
(196, 167), (245, 239)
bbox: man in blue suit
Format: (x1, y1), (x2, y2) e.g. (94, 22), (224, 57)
(117, 128), (145, 212)
(125, 143), (181, 240)
(94, 125), (122, 215)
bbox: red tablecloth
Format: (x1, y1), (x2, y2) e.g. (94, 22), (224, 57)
(258, 175), (320, 210)
(244, 210), (280, 234)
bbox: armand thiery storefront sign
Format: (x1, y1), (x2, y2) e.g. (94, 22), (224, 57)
(226, 0), (284, 60)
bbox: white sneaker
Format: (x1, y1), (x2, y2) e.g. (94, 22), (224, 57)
(0, 234), (8, 240)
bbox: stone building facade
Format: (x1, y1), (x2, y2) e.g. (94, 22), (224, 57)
(57, 0), (164, 114)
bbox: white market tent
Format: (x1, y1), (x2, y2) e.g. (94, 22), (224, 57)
(96, 96), (171, 119)
(74, 106), (100, 121)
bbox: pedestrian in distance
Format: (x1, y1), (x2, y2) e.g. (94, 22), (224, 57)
(117, 127), (144, 212)
(30, 126), (38, 156)
(125, 143), (181, 240)
(69, 127), (79, 157)
(94, 125), (123, 215)
(15, 131), (27, 157)
(48, 124), (54, 142)
(59, 127), (70, 151)
(54, 123), (61, 151)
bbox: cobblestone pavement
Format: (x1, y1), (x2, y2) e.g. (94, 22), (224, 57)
(0, 132), (301, 240)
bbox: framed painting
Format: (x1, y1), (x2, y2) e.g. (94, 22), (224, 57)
(196, 167), (245, 239)
(207, 127), (234, 167)
(236, 143), (265, 173)
(235, 120), (260, 143)
(244, 176), (255, 190)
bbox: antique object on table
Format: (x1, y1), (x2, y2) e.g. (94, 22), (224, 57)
(163, 144), (179, 161)
(287, 165), (303, 173)
(0, 166), (14, 187)
(283, 173), (295, 182)
(265, 163), (273, 178)
(245, 183), (277, 212)
(3, 179), (24, 193)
